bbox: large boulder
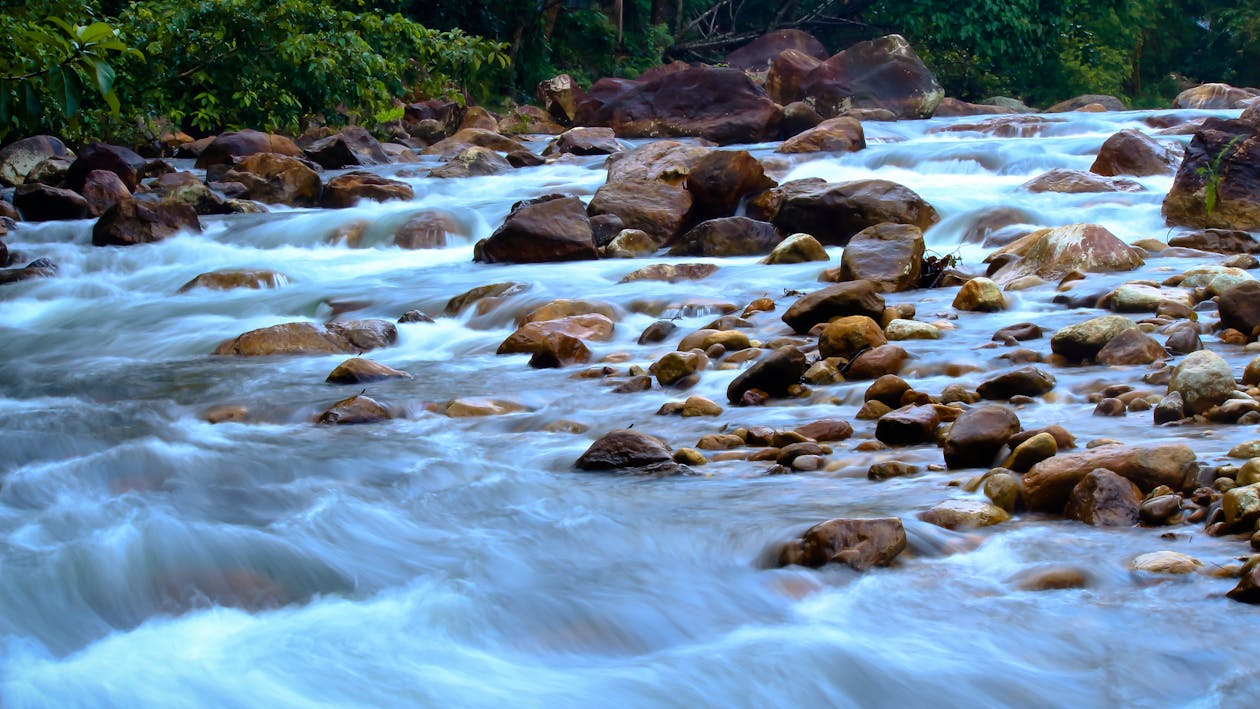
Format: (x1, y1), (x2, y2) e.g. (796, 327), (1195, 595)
(987, 224), (1144, 283)
(685, 150), (775, 221)
(1045, 94), (1126, 112)
(0, 135), (73, 186)
(1167, 229), (1260, 254)
(835, 223), (924, 292)
(194, 129), (303, 168)
(497, 314), (615, 355)
(1162, 118), (1260, 230)
(766, 50), (825, 105)
(875, 404), (941, 445)
(1064, 468), (1141, 526)
(1089, 129), (1179, 177)
(976, 367), (1056, 400)
(727, 346), (808, 403)
(726, 29), (829, 71)
(421, 128), (526, 160)
(584, 65), (783, 145)
(1168, 350), (1237, 415)
(1172, 83), (1260, 110)
(943, 406), (1021, 469)
(221, 153), (321, 207)
(668, 217), (781, 257)
(475, 195), (596, 263)
(92, 199), (202, 247)
(80, 169), (130, 216)
(777, 116), (865, 154)
(213, 319), (397, 356)
(765, 178), (939, 246)
(1023, 444), (1197, 512)
(575, 429), (672, 471)
(774, 517), (907, 571)
(1219, 280), (1260, 337)
(178, 269), (288, 292)
(587, 180), (693, 245)
(537, 73), (582, 125)
(799, 34), (943, 119)
(302, 126), (390, 169)
(606, 141), (712, 185)
(781, 280), (885, 333)
(1021, 168), (1143, 194)
(64, 142), (145, 193)
(321, 172), (413, 209)
(316, 395), (391, 425)
(13, 183), (90, 221)
(142, 172), (231, 215)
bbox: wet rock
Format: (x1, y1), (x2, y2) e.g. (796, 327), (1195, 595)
(213, 319), (397, 356)
(650, 350), (707, 387)
(867, 460), (919, 480)
(668, 217), (781, 257)
(780, 100), (825, 136)
(537, 73), (581, 124)
(13, 183), (90, 221)
(943, 406), (1021, 469)
(774, 517), (907, 570)
(685, 150), (775, 221)
(794, 419), (853, 441)
(421, 128), (525, 160)
(528, 333), (592, 368)
(726, 28), (828, 71)
(680, 396), (722, 417)
(444, 281), (528, 316)
(1168, 229), (1260, 254)
(1093, 398), (1126, 416)
(428, 146), (511, 178)
(1024, 444), (1197, 512)
(1163, 323), (1202, 355)
(835, 223), (924, 292)
(865, 375), (911, 407)
(325, 358), (411, 384)
(195, 130), (303, 169)
(1162, 117), (1260, 230)
(777, 116), (865, 154)
(475, 196), (596, 263)
(1139, 494), (1184, 525)
(953, 277), (1005, 312)
(619, 263), (718, 283)
(800, 34), (943, 119)
(498, 314), (614, 355)
(1012, 566), (1091, 591)
(302, 126), (390, 169)
(1172, 83), (1260, 109)
(1153, 391), (1186, 424)
(1223, 483), (1260, 526)
(588, 179), (692, 245)
(0, 135), (74, 186)
(781, 280), (885, 333)
(92, 199), (202, 247)
(443, 399), (526, 417)
(984, 472), (1024, 512)
(875, 404), (940, 445)
(64, 142), (144, 193)
(637, 320), (678, 345)
(819, 316), (887, 359)
(919, 500), (1010, 530)
(1130, 551), (1202, 574)
(543, 127), (622, 157)
(992, 322), (1042, 342)
(976, 367), (1056, 400)
(178, 269), (288, 292)
(1227, 566), (1260, 604)
(221, 153), (321, 207)
(80, 169), (131, 216)
(316, 395), (391, 425)
(1219, 280), (1260, 338)
(763, 233), (828, 264)
(143, 172), (230, 215)
(397, 310), (433, 324)
(1065, 468), (1142, 526)
(575, 429), (673, 471)
(1050, 315), (1138, 361)
(1089, 129), (1179, 176)
(767, 178), (939, 246)
(0, 258), (57, 286)
(519, 300), (618, 326)
(605, 141), (711, 185)
(604, 229), (657, 258)
(727, 346), (807, 403)
(884, 319), (939, 340)
(846, 344), (909, 380)
(988, 224), (1144, 283)
(321, 172), (413, 209)
(393, 210), (464, 250)
(1168, 350), (1237, 415)
(1022, 168), (1143, 194)
(1095, 328), (1167, 365)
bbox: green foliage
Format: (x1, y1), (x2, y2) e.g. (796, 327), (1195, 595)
(1198, 134), (1243, 216)
(0, 2), (141, 141)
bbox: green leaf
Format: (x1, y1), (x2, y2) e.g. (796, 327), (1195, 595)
(93, 59), (116, 96)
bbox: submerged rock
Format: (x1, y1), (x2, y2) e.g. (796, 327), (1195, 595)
(213, 320), (397, 356)
(575, 429), (673, 471)
(774, 517), (907, 570)
(316, 394), (391, 425)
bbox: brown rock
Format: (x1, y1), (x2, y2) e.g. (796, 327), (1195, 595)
(768, 178), (939, 246)
(326, 358), (411, 384)
(316, 395), (391, 425)
(864, 374), (911, 407)
(619, 263), (718, 283)
(726, 29), (829, 71)
(321, 172), (413, 209)
(528, 333), (592, 368)
(819, 315), (887, 359)
(1095, 328), (1167, 365)
(766, 50), (825, 105)
(427, 147), (511, 178)
(762, 233), (828, 264)
(1064, 468), (1142, 525)
(444, 282), (528, 316)
(1167, 229), (1260, 254)
(778, 116), (866, 154)
(875, 404), (940, 445)
(650, 350), (707, 387)
(0, 135), (73, 186)
(943, 406), (1021, 469)
(933, 98), (1016, 117)
(80, 169), (131, 216)
(1003, 432), (1059, 472)
(1090, 129), (1179, 177)
(575, 429), (673, 470)
(64, 142), (145, 193)
(195, 130), (303, 168)
(178, 269), (287, 292)
(1050, 315), (1138, 361)
(774, 517), (907, 570)
(476, 195), (596, 263)
(781, 280), (886, 333)
(92, 199), (202, 247)
(685, 150), (775, 221)
(953, 277), (1006, 312)
(1162, 117), (1260, 230)
(1227, 566), (1260, 604)
(1023, 444), (1197, 512)
(1172, 83), (1260, 109)
(1022, 168), (1143, 193)
(498, 314), (614, 355)
(606, 141), (711, 185)
(846, 344), (909, 380)
(13, 183), (90, 221)
(835, 223), (924, 292)
(800, 34), (943, 119)
(222, 153), (321, 207)
(1219, 280), (1260, 337)
(977, 367), (1056, 400)
(537, 73), (581, 125)
(727, 346), (807, 403)
(1012, 566), (1091, 591)
(588, 179), (693, 245)
(394, 210), (464, 249)
(918, 500), (1010, 530)
(794, 419), (853, 442)
(669, 217), (781, 257)
(543, 127), (622, 157)
(421, 128), (525, 160)
(303, 126), (390, 169)
(1046, 94), (1126, 112)
(987, 224), (1144, 283)
(213, 319), (397, 356)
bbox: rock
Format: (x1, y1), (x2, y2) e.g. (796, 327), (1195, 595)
(1172, 83), (1260, 109)
(585, 65), (782, 145)
(221, 153), (321, 207)
(321, 172), (413, 209)
(475, 195), (596, 263)
(398, 310), (433, 324)
(428, 147), (511, 178)
(875, 404), (940, 445)
(142, 171), (230, 215)
(605, 229), (657, 258)
(444, 399), (527, 417)
(394, 210), (463, 250)
(1130, 551), (1202, 574)
(444, 282), (528, 316)
(213, 320), (397, 356)
(987, 224), (1144, 283)
(1095, 329), (1167, 365)
(1222, 483), (1260, 526)
(919, 500), (1010, 530)
(943, 406), (1021, 469)
(528, 333), (592, 368)
(835, 223), (924, 292)
(774, 517), (907, 570)
(777, 116), (865, 154)
(13, 183), (90, 221)
(867, 461), (919, 480)
(766, 178), (939, 246)
(575, 429), (673, 470)
(727, 346), (807, 403)
(984, 473), (1024, 512)
(846, 344), (909, 380)
(1162, 118), (1260, 230)
(933, 97), (1016, 116)
(497, 314), (614, 355)
(794, 419), (854, 442)
(1168, 350), (1237, 415)
(606, 140), (711, 185)
(178, 269), (287, 292)
(864, 374), (911, 407)
(650, 350), (707, 387)
(977, 367), (1056, 400)
(780, 100), (825, 138)
(781, 280), (885, 333)
(669, 217), (781, 257)
(325, 357), (412, 384)
(1139, 494), (1183, 525)
(0, 258), (57, 286)
(1153, 391), (1186, 424)
(92, 199), (202, 247)
(519, 299), (618, 325)
(726, 29), (828, 71)
(1046, 94), (1126, 112)
(1227, 566), (1260, 604)
(1089, 129), (1179, 177)
(1168, 229), (1260, 254)
(316, 395), (391, 425)
(537, 73), (581, 125)
(1162, 324), (1202, 358)
(0, 135), (73, 186)
(1012, 566), (1091, 591)
(80, 169), (130, 216)
(884, 319), (939, 340)
(953, 277), (1005, 312)
(1022, 168), (1143, 194)
(1219, 280), (1260, 338)
(1023, 444), (1197, 512)
(1050, 315), (1138, 361)
(302, 127), (390, 169)
(800, 34), (943, 119)
(1064, 468), (1142, 526)
(763, 233), (828, 264)
(819, 315), (887, 359)
(420, 128), (525, 159)
(195, 130), (303, 168)
(543, 127), (622, 157)
(681, 396), (723, 417)
(766, 51), (825, 105)
(588, 179), (693, 245)
(685, 150), (775, 221)
(63, 142), (144, 193)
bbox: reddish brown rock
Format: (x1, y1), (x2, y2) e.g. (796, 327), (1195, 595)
(543, 127), (622, 157)
(80, 169), (130, 216)
(222, 153), (321, 207)
(303, 126), (390, 169)
(685, 150), (775, 221)
(766, 178), (939, 246)
(1172, 83), (1260, 109)
(537, 73), (582, 125)
(321, 172), (413, 209)
(800, 34), (943, 119)
(669, 217), (781, 257)
(1022, 168), (1143, 194)
(819, 315), (887, 359)
(943, 406), (1021, 469)
(213, 320), (397, 356)
(727, 346), (807, 403)
(1089, 129), (1179, 177)
(316, 394), (391, 425)
(1167, 229), (1260, 254)
(836, 223), (924, 292)
(195, 130), (303, 169)
(918, 500), (1011, 530)
(475, 195), (596, 263)
(777, 117), (865, 155)
(1219, 280), (1260, 337)
(13, 183), (90, 221)
(528, 333), (592, 368)
(498, 314), (614, 356)
(0, 135), (73, 186)
(64, 142), (144, 193)
(619, 263), (718, 283)
(794, 419), (854, 442)
(178, 269), (287, 292)
(325, 358), (412, 384)
(1095, 329), (1167, 365)
(774, 517), (906, 570)
(875, 404), (940, 445)
(428, 147), (511, 179)
(1023, 444), (1197, 512)
(92, 199), (202, 247)
(766, 50), (825, 105)
(1064, 468), (1142, 526)
(976, 367), (1056, 400)
(726, 29), (828, 71)
(605, 140), (711, 185)
(588, 179), (693, 245)
(781, 280), (886, 333)
(444, 281), (529, 316)
(394, 210), (464, 249)
(845, 344), (909, 380)
(932, 98), (1016, 116)
(987, 224), (1144, 283)
(1046, 94), (1126, 112)
(420, 128), (525, 160)
(575, 429), (673, 470)
(1162, 118), (1260, 230)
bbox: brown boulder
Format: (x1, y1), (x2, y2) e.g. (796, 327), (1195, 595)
(775, 517), (906, 570)
(178, 269), (287, 292)
(782, 280), (886, 333)
(222, 153), (321, 207)
(1167, 229), (1260, 254)
(726, 29), (829, 71)
(1050, 315), (1139, 361)
(685, 150), (775, 221)
(195, 130), (302, 169)
(537, 73), (582, 125)
(619, 263), (718, 283)
(325, 358), (411, 384)
(932, 98), (1016, 116)
(763, 233), (828, 264)
(497, 314), (614, 355)
(953, 277), (1006, 312)
(322, 172), (413, 209)
(606, 141), (711, 185)
(943, 406), (1020, 469)
(543, 127), (622, 157)
(918, 500), (1011, 530)
(476, 195), (595, 263)
(13, 183), (90, 221)
(0, 258), (57, 286)
(427, 147), (511, 179)
(727, 346), (807, 403)
(213, 319), (397, 356)
(794, 419), (854, 442)
(1021, 168), (1143, 193)
(1095, 328), (1167, 365)
(1162, 118), (1260, 230)
(669, 217), (781, 257)
(799, 34), (943, 119)
(1023, 444), (1197, 512)
(976, 366), (1056, 400)
(987, 224), (1144, 283)
(316, 395), (391, 425)
(819, 315), (887, 359)
(527, 333), (592, 368)
(302, 126), (390, 169)
(1089, 129), (1179, 177)
(394, 210), (464, 249)
(777, 116), (865, 154)
(1064, 468), (1141, 526)
(143, 171), (230, 215)
(766, 50), (825, 105)
(588, 179), (693, 245)
(1172, 83), (1260, 109)
(575, 429), (673, 470)
(767, 178), (939, 246)
(64, 142), (144, 193)
(835, 223), (924, 292)
(444, 281), (528, 316)
(0, 135), (73, 186)
(1219, 280), (1260, 337)
(81, 169), (130, 216)
(846, 344), (908, 380)
(875, 404), (940, 445)
(92, 199), (202, 247)
(420, 128), (525, 160)
(1046, 94), (1126, 112)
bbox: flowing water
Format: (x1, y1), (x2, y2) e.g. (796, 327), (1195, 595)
(2, 109), (1260, 707)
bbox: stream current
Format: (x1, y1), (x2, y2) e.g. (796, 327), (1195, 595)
(2, 109), (1259, 707)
